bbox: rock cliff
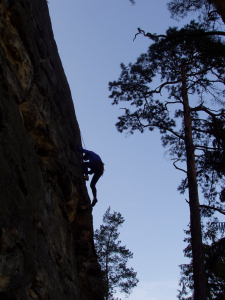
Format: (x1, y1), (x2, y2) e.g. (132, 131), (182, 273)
(0, 0), (103, 299)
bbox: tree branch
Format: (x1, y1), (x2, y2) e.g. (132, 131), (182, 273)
(133, 111), (185, 140)
(146, 78), (182, 96)
(190, 104), (223, 117)
(133, 27), (225, 42)
(200, 204), (225, 216)
(165, 100), (182, 110)
(194, 145), (218, 151)
(191, 127), (212, 134)
(173, 159), (187, 173)
(185, 199), (225, 216)
(133, 28), (166, 42)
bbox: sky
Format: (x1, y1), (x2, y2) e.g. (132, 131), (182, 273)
(47, 1), (209, 299)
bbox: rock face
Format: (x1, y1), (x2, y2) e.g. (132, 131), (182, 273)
(0, 0), (104, 299)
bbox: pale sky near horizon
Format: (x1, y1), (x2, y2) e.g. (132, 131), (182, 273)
(47, 1), (224, 299)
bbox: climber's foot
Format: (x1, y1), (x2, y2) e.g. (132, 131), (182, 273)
(92, 198), (98, 207)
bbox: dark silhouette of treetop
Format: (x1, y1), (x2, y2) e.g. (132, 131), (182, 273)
(94, 207), (138, 300)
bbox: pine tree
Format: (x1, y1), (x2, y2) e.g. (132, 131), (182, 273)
(94, 207), (139, 300)
(109, 22), (225, 300)
(168, 0), (225, 28)
(178, 223), (225, 299)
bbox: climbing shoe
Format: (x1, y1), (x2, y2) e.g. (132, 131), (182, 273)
(84, 175), (89, 181)
(92, 198), (98, 207)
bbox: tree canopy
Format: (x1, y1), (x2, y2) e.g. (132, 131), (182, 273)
(178, 224), (225, 299)
(167, 0), (225, 28)
(109, 21), (225, 205)
(94, 207), (139, 300)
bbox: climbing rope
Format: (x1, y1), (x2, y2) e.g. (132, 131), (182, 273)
(81, 132), (86, 149)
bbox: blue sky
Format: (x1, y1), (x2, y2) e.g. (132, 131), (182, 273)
(48, 1), (203, 299)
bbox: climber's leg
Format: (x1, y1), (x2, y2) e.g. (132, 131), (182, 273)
(90, 172), (101, 198)
(82, 162), (90, 180)
(82, 162), (88, 175)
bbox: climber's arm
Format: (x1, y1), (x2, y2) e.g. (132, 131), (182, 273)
(78, 147), (89, 154)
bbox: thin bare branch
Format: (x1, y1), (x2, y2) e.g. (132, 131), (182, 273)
(133, 28), (166, 42)
(165, 101), (182, 110)
(173, 159), (187, 173)
(133, 27), (225, 42)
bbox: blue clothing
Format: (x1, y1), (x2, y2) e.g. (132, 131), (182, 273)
(82, 161), (104, 198)
(78, 147), (102, 163)
(78, 147), (104, 199)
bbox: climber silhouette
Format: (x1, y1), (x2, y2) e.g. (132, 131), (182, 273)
(78, 147), (104, 207)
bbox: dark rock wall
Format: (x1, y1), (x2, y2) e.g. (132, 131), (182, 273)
(0, 0), (103, 299)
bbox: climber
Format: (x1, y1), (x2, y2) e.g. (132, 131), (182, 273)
(78, 147), (104, 207)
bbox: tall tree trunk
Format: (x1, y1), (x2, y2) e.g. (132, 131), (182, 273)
(106, 253), (109, 300)
(213, 0), (225, 25)
(181, 65), (207, 300)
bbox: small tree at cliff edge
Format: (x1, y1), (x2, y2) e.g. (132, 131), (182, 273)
(94, 207), (139, 300)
